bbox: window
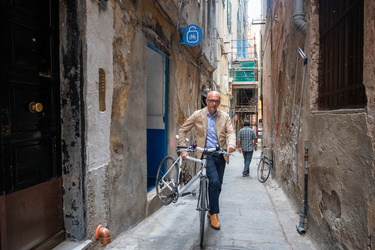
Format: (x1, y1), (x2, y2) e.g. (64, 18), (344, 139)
(318, 0), (366, 109)
(227, 1), (232, 32)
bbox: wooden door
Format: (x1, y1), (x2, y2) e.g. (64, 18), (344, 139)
(0, 0), (64, 249)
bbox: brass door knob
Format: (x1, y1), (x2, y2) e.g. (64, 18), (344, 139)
(29, 102), (44, 113)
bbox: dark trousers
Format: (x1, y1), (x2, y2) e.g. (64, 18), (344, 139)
(242, 151), (254, 175)
(206, 152), (226, 214)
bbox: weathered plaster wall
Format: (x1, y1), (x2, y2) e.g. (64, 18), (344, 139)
(215, 0), (231, 110)
(61, 0), (116, 242)
(60, 0), (218, 245)
(364, 1), (375, 248)
(261, 0), (375, 249)
(85, 2), (114, 169)
(107, 0), (213, 239)
(60, 0), (86, 241)
(84, 0), (115, 240)
(308, 112), (373, 249)
(109, 0), (148, 237)
(307, 1), (375, 248)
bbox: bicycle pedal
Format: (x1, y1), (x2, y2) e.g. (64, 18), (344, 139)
(191, 190), (197, 197)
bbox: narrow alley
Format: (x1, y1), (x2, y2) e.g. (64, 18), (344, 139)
(103, 150), (318, 250)
(1, 1), (374, 249)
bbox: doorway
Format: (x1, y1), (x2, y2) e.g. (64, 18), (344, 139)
(0, 1), (64, 249)
(146, 43), (168, 191)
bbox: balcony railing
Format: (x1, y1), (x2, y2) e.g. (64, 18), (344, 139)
(234, 105), (257, 113)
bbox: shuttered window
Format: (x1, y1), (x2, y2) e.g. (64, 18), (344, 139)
(227, 1), (232, 32)
(318, 0), (366, 109)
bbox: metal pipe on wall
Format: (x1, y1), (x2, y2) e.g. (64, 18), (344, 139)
(293, 0), (307, 35)
(293, 0), (308, 229)
(296, 141), (309, 233)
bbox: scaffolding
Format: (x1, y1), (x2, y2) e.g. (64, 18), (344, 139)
(228, 38), (260, 134)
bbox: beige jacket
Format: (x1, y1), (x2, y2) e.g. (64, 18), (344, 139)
(178, 107), (236, 163)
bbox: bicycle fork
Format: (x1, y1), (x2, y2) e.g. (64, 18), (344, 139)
(196, 176), (209, 212)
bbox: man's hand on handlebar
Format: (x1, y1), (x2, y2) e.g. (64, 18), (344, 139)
(227, 145), (236, 154)
(181, 151), (189, 159)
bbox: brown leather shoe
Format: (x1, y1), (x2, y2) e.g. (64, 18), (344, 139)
(210, 214), (220, 230)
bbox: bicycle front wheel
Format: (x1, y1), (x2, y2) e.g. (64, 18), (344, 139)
(199, 177), (208, 247)
(156, 156), (179, 205)
(257, 158), (271, 183)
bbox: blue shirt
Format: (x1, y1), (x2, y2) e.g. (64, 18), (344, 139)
(206, 111), (219, 148)
(237, 126), (257, 151)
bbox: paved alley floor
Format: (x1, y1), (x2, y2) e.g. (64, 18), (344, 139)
(104, 150), (318, 250)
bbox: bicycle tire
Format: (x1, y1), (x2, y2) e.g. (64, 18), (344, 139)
(257, 158), (271, 183)
(155, 156), (178, 205)
(199, 177), (207, 247)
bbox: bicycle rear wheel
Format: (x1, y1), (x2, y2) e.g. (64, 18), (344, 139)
(257, 158), (271, 183)
(199, 177), (208, 247)
(156, 156), (178, 205)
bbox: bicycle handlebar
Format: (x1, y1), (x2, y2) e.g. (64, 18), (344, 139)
(177, 144), (227, 154)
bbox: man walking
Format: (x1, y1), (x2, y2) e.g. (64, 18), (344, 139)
(237, 120), (257, 177)
(178, 91), (236, 230)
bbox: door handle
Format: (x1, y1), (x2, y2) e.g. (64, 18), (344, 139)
(29, 102), (44, 113)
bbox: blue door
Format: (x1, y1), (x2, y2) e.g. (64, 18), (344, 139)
(146, 43), (168, 191)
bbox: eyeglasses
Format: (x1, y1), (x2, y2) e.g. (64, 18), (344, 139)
(207, 99), (220, 104)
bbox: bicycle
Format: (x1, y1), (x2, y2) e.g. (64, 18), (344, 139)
(155, 144), (227, 247)
(257, 146), (273, 183)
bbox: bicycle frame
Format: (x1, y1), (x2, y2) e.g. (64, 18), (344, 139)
(159, 146), (223, 198)
(261, 147), (273, 164)
(176, 155), (206, 197)
(261, 155), (273, 166)
(158, 153), (204, 198)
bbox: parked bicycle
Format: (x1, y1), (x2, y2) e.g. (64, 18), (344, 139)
(155, 144), (227, 247)
(257, 146), (273, 183)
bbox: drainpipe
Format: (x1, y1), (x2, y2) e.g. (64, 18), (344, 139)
(95, 225), (111, 244)
(293, 0), (308, 235)
(293, 0), (306, 36)
(294, 48), (308, 234)
(296, 141), (309, 234)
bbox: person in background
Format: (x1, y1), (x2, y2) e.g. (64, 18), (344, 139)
(237, 120), (257, 177)
(178, 91), (236, 230)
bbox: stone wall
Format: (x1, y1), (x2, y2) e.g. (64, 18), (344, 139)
(60, 0), (218, 245)
(261, 0), (375, 249)
(84, 0), (215, 244)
